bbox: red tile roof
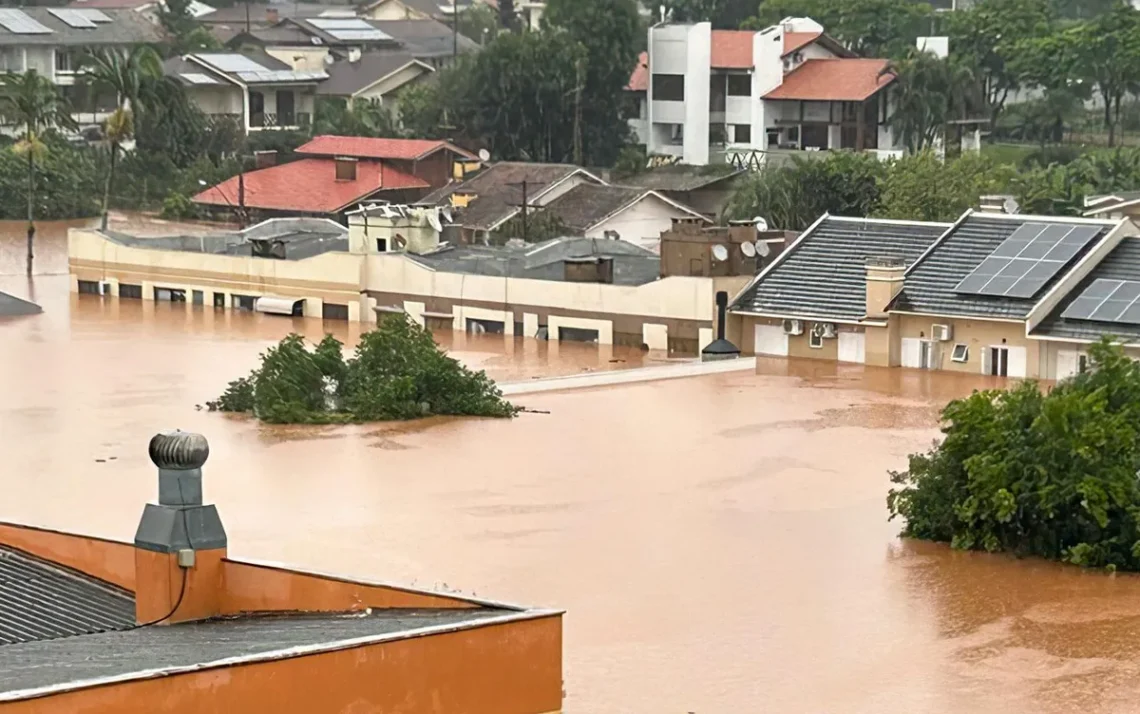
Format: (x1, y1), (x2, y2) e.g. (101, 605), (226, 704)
(783, 31), (822, 56)
(711, 30), (755, 69)
(192, 158), (429, 214)
(763, 59), (894, 101)
(627, 51), (648, 91)
(295, 135), (477, 161)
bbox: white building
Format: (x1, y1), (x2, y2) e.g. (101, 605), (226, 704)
(628, 18), (904, 166)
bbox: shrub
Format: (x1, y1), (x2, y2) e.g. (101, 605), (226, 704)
(888, 338), (1140, 570)
(160, 191), (198, 220)
(206, 316), (517, 423)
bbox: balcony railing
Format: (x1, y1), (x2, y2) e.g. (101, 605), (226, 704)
(250, 112), (311, 130)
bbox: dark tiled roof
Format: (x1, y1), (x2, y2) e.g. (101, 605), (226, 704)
(290, 17), (401, 46)
(0, 291), (41, 318)
(731, 216), (949, 321)
(202, 3), (357, 24)
(318, 51), (428, 96)
(0, 7), (160, 46)
(614, 165), (744, 193)
(0, 609), (513, 695)
(542, 185), (647, 233)
(0, 546), (135, 645)
(370, 19), (479, 57)
(1032, 237), (1140, 342)
(421, 163), (595, 230)
(892, 214), (1116, 319)
(408, 237), (660, 286)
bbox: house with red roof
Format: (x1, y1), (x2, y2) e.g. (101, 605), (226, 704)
(628, 18), (902, 166)
(192, 135), (476, 221)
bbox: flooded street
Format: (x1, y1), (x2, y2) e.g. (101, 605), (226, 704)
(6, 222), (1140, 713)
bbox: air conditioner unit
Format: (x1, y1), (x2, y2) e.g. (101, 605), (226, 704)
(782, 319), (803, 336)
(98, 280), (112, 296)
(932, 323), (953, 342)
(821, 323), (837, 339)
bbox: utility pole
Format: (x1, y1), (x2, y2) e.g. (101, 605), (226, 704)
(573, 56), (584, 167)
(452, 0), (458, 60)
(244, 0), (250, 33)
(520, 180), (527, 242)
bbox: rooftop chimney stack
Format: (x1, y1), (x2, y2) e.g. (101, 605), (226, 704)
(254, 150), (277, 169)
(701, 291), (741, 361)
(335, 156), (358, 182)
(265, 7), (279, 23)
(865, 256), (905, 320)
(133, 431), (227, 626)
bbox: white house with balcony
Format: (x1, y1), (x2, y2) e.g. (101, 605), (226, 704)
(164, 52), (326, 132)
(0, 7), (161, 131)
(628, 18), (904, 166)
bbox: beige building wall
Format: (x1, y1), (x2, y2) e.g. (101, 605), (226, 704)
(190, 85), (243, 114)
(895, 313), (1036, 376)
(266, 47), (330, 72)
(355, 63), (431, 103)
(361, 0), (431, 19)
(584, 195), (701, 246)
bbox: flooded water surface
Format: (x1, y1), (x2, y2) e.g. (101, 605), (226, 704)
(6, 222), (1140, 713)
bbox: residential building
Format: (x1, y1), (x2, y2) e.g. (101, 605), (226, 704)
(165, 51), (326, 132)
(0, 7), (161, 130)
(538, 183), (710, 249)
(632, 18), (902, 166)
(68, 0), (216, 21)
(418, 162), (606, 243)
(728, 209), (1140, 380)
(0, 430), (561, 713)
(612, 164), (745, 217)
(294, 134), (479, 188)
(69, 208), (758, 354)
(317, 51), (434, 110)
(1084, 191), (1140, 223)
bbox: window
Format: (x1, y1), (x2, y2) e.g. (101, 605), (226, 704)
(233, 294), (255, 311)
(987, 346), (1009, 377)
(119, 283), (142, 299)
(951, 343), (969, 363)
(54, 50), (74, 73)
(376, 238), (388, 253)
(192, 290), (204, 306)
(559, 327), (600, 343)
(652, 74), (684, 101)
(77, 280), (100, 295)
(733, 124), (751, 143)
(709, 124), (727, 145)
(808, 330), (824, 349)
(0, 48), (23, 73)
(323, 302), (349, 321)
(786, 126), (800, 144)
(1078, 354), (1089, 373)
(154, 287), (186, 302)
(668, 123), (684, 145)
(727, 74), (751, 96)
(214, 292), (225, 309)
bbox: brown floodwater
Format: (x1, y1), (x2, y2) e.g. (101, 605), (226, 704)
(6, 220), (1140, 713)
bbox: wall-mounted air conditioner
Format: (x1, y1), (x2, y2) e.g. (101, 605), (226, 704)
(932, 324), (953, 342)
(783, 319), (803, 336)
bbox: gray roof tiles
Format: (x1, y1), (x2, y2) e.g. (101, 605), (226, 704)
(421, 163), (596, 230)
(541, 184), (649, 233)
(615, 165), (745, 193)
(0, 7), (159, 46)
(891, 213), (1116, 319)
(1032, 237), (1140, 342)
(318, 50), (427, 96)
(0, 546), (135, 645)
(731, 216), (949, 321)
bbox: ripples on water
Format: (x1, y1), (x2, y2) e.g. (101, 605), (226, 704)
(5, 219), (1140, 713)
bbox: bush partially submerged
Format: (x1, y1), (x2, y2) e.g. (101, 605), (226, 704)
(888, 338), (1140, 571)
(207, 315), (517, 423)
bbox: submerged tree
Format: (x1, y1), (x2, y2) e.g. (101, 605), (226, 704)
(888, 338), (1140, 571)
(207, 316), (517, 423)
(0, 70), (77, 276)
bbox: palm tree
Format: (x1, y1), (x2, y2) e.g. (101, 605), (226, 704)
(0, 70), (77, 276)
(81, 46), (162, 230)
(880, 50), (981, 154)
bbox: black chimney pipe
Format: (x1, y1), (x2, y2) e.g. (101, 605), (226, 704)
(701, 290), (740, 361)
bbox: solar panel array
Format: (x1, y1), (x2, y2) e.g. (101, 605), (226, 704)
(48, 8), (100, 28)
(199, 54), (268, 73)
(309, 18), (372, 29)
(180, 72), (221, 85)
(0, 9), (53, 34)
(953, 222), (1103, 299)
(1061, 279), (1140, 324)
(327, 28), (390, 40)
(235, 69), (328, 82)
(75, 8), (113, 22)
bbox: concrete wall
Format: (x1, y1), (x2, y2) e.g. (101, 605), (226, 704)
(896, 313), (1035, 376)
(355, 62), (431, 103)
(682, 23), (711, 165)
(191, 85), (243, 114)
(584, 194), (696, 246)
(266, 47), (330, 72)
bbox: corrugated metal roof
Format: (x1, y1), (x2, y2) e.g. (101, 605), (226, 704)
(0, 546), (135, 645)
(730, 216), (949, 321)
(1033, 237), (1140, 341)
(892, 214), (1116, 319)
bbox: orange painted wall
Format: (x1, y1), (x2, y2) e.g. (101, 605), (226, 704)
(0, 522), (135, 591)
(0, 616), (564, 714)
(136, 549), (227, 625)
(222, 559), (482, 613)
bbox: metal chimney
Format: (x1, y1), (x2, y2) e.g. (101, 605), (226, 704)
(701, 291), (741, 361)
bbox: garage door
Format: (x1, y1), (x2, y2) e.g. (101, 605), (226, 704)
(754, 324), (788, 356)
(837, 332), (865, 364)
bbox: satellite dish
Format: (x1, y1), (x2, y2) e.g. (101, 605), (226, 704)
(753, 216), (769, 231)
(477, 148), (490, 162)
(427, 210), (443, 233)
(740, 242), (756, 258)
(440, 206), (453, 223)
(756, 240), (771, 257)
(711, 244), (729, 262)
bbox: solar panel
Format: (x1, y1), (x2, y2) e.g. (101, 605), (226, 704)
(953, 222), (1103, 299)
(235, 69), (328, 83)
(180, 72), (221, 85)
(309, 18), (372, 29)
(0, 9), (53, 34)
(1061, 279), (1140, 325)
(199, 54), (267, 73)
(74, 9), (113, 23)
(327, 29), (391, 41)
(47, 8), (97, 28)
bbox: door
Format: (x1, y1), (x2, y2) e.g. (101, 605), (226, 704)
(1056, 349), (1080, 380)
(275, 90), (295, 126)
(984, 347), (1009, 377)
(754, 324), (788, 356)
(901, 338), (921, 368)
(1006, 346), (1027, 378)
(919, 340), (937, 369)
(837, 332), (865, 364)
(249, 90), (265, 127)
